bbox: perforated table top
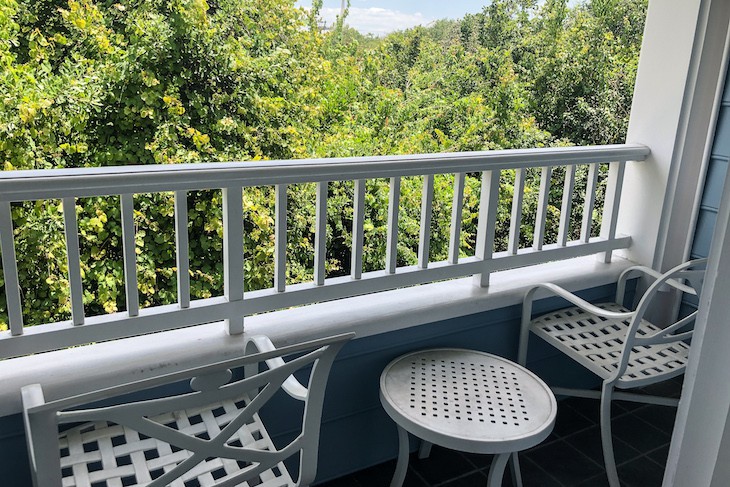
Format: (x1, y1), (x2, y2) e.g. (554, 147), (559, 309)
(380, 349), (557, 454)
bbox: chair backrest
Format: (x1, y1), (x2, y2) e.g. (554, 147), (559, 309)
(22, 333), (353, 487)
(612, 258), (707, 383)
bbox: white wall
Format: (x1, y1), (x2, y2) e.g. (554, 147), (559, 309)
(619, 0), (725, 272)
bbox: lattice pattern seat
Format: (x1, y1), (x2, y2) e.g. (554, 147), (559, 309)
(530, 303), (691, 387)
(23, 333), (353, 487)
(57, 396), (291, 487)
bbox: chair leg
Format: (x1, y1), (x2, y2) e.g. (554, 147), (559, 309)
(517, 320), (530, 367)
(509, 452), (523, 487)
(390, 425), (410, 487)
(600, 382), (620, 487)
(487, 453), (511, 487)
(418, 440), (432, 459)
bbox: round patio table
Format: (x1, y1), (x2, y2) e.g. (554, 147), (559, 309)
(380, 348), (557, 487)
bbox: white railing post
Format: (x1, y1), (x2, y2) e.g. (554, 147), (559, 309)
(351, 180), (365, 280)
(418, 175), (434, 269)
(0, 202), (23, 335)
(474, 171), (501, 288)
(558, 165), (576, 246)
(275, 184), (287, 292)
(62, 198), (85, 325)
(508, 168), (526, 255)
(599, 161), (626, 263)
(314, 182), (328, 285)
(223, 186), (244, 335)
(448, 173), (466, 264)
(533, 167), (552, 251)
(120, 194), (139, 317)
(174, 191), (191, 309)
(386, 177), (401, 274)
(580, 163), (600, 243)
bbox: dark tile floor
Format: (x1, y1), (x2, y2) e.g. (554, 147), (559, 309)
(317, 378), (682, 487)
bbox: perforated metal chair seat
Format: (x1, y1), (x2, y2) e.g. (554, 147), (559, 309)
(57, 396), (292, 487)
(530, 302), (691, 388)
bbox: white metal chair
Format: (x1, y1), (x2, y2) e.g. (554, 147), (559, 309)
(22, 332), (353, 487)
(517, 258), (706, 487)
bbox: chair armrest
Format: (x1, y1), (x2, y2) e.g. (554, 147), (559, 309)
(246, 335), (309, 401)
(525, 283), (635, 320)
(519, 283), (634, 365)
(618, 265), (698, 297)
(21, 383), (65, 486)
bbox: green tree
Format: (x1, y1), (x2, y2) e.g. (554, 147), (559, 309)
(525, 0), (647, 145)
(0, 0), (648, 331)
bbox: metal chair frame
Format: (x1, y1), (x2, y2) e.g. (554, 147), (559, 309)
(22, 333), (353, 487)
(517, 258), (706, 487)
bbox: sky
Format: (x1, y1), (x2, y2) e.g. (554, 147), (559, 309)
(295, 0), (490, 36)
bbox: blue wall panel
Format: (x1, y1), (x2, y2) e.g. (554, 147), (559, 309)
(0, 413), (31, 486)
(691, 64), (730, 258)
(691, 210), (718, 259)
(686, 62), (730, 313)
(699, 157), (728, 211)
(710, 110), (730, 158)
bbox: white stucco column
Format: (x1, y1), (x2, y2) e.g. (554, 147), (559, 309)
(618, 0), (728, 271)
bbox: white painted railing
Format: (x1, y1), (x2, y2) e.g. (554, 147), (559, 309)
(0, 144), (649, 358)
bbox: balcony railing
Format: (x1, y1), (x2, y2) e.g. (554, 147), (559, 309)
(0, 144), (649, 359)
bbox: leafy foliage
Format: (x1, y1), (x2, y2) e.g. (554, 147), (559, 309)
(0, 0), (647, 330)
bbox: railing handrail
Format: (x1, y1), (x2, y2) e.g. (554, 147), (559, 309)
(0, 144), (649, 202)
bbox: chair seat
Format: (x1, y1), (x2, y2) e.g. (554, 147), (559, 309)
(58, 396), (293, 487)
(530, 303), (690, 387)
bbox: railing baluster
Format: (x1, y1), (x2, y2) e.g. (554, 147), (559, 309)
(174, 191), (190, 309)
(120, 193), (139, 317)
(0, 201), (23, 335)
(508, 168), (526, 255)
(599, 161), (626, 263)
(533, 167), (552, 251)
(474, 171), (501, 287)
(351, 179), (365, 280)
(314, 182), (328, 285)
(558, 164), (576, 246)
(386, 177), (401, 274)
(223, 186), (244, 335)
(275, 184), (287, 292)
(448, 173), (466, 265)
(62, 198), (84, 325)
(418, 175), (434, 269)
(580, 163), (600, 243)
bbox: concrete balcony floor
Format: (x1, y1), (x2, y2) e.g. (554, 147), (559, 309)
(319, 378), (682, 487)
